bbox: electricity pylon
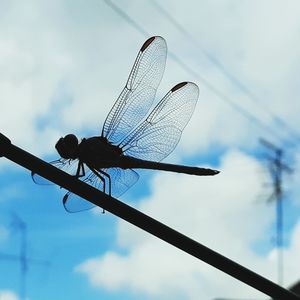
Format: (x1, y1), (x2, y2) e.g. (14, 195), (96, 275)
(0, 213), (50, 300)
(260, 138), (293, 285)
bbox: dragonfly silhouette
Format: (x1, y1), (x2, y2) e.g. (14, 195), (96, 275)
(33, 36), (219, 212)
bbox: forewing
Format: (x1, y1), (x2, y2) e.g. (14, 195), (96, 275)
(119, 82), (199, 161)
(102, 36), (167, 145)
(63, 168), (139, 213)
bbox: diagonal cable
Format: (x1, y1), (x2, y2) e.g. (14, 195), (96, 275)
(150, 0), (300, 145)
(103, 0), (292, 146)
(1, 132), (300, 300)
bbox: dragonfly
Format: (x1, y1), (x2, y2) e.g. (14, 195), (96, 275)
(32, 36), (219, 212)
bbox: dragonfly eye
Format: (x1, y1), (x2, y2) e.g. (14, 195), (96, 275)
(55, 134), (79, 159)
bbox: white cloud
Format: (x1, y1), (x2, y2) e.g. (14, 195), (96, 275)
(142, 0), (300, 152)
(0, 0), (135, 155)
(0, 0), (299, 298)
(76, 150), (291, 299)
(1, 0), (299, 160)
(0, 290), (19, 300)
(267, 219), (300, 286)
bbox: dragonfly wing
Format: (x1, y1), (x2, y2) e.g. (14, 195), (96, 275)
(31, 159), (80, 185)
(63, 171), (98, 213)
(63, 165), (103, 212)
(102, 36), (167, 145)
(119, 82), (199, 161)
(63, 167), (139, 213)
(107, 167), (139, 198)
(31, 158), (96, 212)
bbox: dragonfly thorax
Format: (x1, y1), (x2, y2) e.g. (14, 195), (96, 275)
(77, 136), (124, 168)
(55, 134), (79, 159)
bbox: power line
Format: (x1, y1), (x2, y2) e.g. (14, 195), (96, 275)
(104, 0), (148, 36)
(103, 0), (297, 147)
(150, 0), (300, 145)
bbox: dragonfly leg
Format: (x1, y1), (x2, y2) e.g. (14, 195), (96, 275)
(98, 170), (111, 197)
(88, 167), (111, 197)
(88, 168), (108, 214)
(75, 161), (85, 178)
(80, 162), (85, 177)
(87, 168), (105, 192)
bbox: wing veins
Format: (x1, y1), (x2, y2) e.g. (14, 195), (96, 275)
(102, 36), (167, 144)
(119, 82), (199, 161)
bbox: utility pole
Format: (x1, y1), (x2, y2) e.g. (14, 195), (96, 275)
(260, 138), (293, 286)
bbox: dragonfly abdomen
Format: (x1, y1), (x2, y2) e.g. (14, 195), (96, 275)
(119, 156), (219, 176)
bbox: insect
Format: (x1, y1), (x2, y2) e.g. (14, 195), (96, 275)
(32, 36), (219, 212)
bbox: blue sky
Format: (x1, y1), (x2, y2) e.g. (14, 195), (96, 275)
(1, 1), (300, 299)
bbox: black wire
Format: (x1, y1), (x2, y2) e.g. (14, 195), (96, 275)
(1, 132), (300, 300)
(103, 0), (298, 148)
(150, 0), (300, 146)
(104, 0), (148, 36)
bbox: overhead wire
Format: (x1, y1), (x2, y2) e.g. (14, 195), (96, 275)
(103, 0), (298, 148)
(150, 0), (300, 146)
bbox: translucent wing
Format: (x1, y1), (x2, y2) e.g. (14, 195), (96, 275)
(102, 36), (167, 145)
(107, 167), (140, 198)
(31, 159), (80, 185)
(119, 82), (199, 161)
(31, 158), (95, 211)
(63, 168), (139, 213)
(62, 170), (99, 213)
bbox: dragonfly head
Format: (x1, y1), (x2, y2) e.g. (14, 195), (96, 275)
(55, 134), (79, 159)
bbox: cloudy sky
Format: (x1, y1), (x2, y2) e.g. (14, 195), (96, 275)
(1, 0), (300, 299)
